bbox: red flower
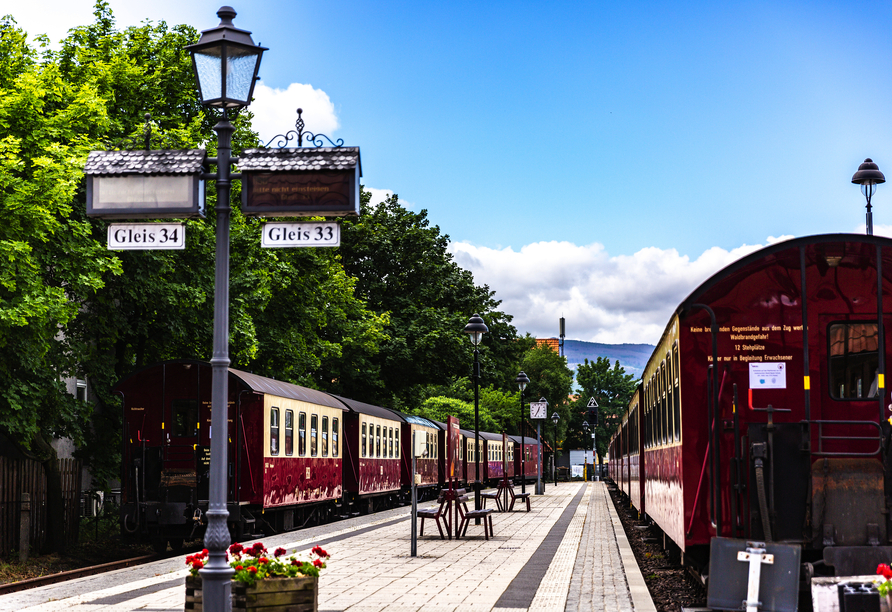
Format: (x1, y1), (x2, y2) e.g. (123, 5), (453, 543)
(291, 559), (299, 566)
(235, 565), (243, 571)
(313, 558), (324, 568)
(229, 543), (244, 556)
(259, 557), (269, 564)
(201, 549), (209, 556)
(249, 566), (258, 574)
(312, 546), (329, 558)
(274, 547), (287, 558)
(192, 560), (204, 570)
(879, 564), (892, 580)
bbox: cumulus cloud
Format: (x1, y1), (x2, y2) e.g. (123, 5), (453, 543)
(450, 240), (770, 345)
(250, 82), (339, 146)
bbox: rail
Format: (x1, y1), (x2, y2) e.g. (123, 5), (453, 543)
(812, 419), (882, 457)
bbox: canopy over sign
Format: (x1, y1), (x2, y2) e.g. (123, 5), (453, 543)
(240, 147), (361, 217)
(85, 149), (207, 219)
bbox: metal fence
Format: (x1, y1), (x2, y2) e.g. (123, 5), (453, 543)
(0, 456), (82, 557)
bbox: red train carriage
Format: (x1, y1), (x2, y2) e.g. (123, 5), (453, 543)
(396, 412), (440, 498)
(116, 360), (346, 551)
(332, 395), (402, 513)
(608, 234), (892, 576)
(480, 431), (506, 482)
(508, 434), (540, 484)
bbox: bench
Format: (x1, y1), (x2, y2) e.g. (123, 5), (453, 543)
(480, 488), (503, 512)
(417, 492), (448, 539)
(456, 494), (494, 540)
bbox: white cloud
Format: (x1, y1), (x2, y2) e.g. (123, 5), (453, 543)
(250, 82), (339, 146)
(450, 240), (769, 345)
(365, 188), (394, 207)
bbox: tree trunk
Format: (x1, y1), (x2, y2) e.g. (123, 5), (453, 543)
(33, 433), (66, 554)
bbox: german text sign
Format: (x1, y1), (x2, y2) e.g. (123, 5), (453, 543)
(107, 223), (185, 250)
(261, 222), (340, 248)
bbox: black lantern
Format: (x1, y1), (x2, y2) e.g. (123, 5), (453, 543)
(551, 411), (560, 486)
(515, 371), (530, 494)
(186, 6), (267, 109)
(852, 158), (885, 236)
(464, 314), (488, 517)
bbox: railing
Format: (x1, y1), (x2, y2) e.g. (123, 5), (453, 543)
(812, 419), (882, 457)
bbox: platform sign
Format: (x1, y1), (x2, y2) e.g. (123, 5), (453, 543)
(749, 362), (787, 389)
(107, 223), (185, 250)
(447, 416), (460, 484)
(261, 222), (340, 248)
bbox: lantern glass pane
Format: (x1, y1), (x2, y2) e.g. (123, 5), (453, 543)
(94, 176), (193, 210)
(193, 50), (222, 102)
(226, 48), (260, 104)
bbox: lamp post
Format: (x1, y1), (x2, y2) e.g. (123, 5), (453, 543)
(186, 7), (266, 611)
(852, 158), (885, 235)
(464, 314), (489, 516)
(515, 371), (530, 494)
(582, 421), (590, 482)
(551, 411), (560, 487)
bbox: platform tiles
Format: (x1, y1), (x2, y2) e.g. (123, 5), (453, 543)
(0, 482), (656, 612)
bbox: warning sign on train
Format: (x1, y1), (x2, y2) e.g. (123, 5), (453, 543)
(749, 362), (786, 389)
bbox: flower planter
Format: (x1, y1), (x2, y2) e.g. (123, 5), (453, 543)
(185, 574), (318, 612)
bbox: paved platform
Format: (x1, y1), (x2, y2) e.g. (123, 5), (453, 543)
(0, 482), (656, 612)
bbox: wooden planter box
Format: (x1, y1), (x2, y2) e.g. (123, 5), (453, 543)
(185, 574), (318, 612)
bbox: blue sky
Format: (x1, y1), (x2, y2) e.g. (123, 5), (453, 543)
(9, 1), (892, 344)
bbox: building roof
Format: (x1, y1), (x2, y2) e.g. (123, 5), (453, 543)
(85, 149), (207, 175)
(240, 147), (361, 174)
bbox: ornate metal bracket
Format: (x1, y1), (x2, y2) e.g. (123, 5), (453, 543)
(264, 108), (344, 148)
(105, 113), (184, 151)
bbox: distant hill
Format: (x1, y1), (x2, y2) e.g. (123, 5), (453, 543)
(539, 338), (655, 381)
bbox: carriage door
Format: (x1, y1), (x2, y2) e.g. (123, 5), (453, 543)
(166, 397), (203, 501)
(814, 315), (889, 550)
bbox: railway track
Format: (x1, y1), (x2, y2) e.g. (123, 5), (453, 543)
(0, 553), (163, 595)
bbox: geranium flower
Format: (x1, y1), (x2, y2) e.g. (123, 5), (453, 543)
(275, 547), (287, 558)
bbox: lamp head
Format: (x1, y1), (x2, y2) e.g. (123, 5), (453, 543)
(463, 313), (489, 346)
(551, 412), (559, 424)
(186, 6), (267, 109)
(853, 158), (885, 198)
(515, 371), (530, 391)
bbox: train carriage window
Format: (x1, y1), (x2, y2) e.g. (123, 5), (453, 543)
(361, 422), (367, 457)
(310, 414), (318, 457)
(460, 438), (464, 460)
(321, 416), (329, 457)
(172, 399), (199, 437)
(270, 407), (280, 455)
(332, 418), (339, 457)
(673, 342), (681, 442)
(285, 410), (294, 456)
(376, 425), (381, 457)
(662, 360), (669, 445)
(299, 412), (306, 456)
(395, 428), (400, 458)
(389, 428), (394, 458)
(829, 322), (880, 399)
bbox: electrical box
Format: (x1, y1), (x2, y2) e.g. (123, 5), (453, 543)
(414, 431), (427, 458)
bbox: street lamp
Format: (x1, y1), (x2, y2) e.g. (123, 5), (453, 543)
(551, 411), (560, 487)
(187, 7), (266, 611)
(852, 158), (885, 235)
(464, 313), (488, 516)
(582, 421), (590, 481)
(515, 371), (530, 494)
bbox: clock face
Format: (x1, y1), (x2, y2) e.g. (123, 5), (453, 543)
(530, 403), (547, 419)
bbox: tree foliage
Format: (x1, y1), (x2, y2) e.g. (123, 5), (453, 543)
(568, 357), (638, 460)
(519, 343), (574, 452)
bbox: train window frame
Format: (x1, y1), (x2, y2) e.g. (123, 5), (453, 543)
(672, 341), (681, 442)
(270, 407), (280, 456)
(828, 321), (882, 400)
(299, 412), (306, 456)
(171, 398), (199, 438)
(310, 414), (318, 457)
(662, 359), (669, 446)
(332, 417), (339, 457)
(285, 409), (294, 456)
(395, 428), (400, 458)
(376, 425), (381, 458)
(389, 427), (394, 458)
(321, 415), (329, 457)
(361, 421), (367, 457)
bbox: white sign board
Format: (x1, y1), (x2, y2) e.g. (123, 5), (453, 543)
(587, 397), (598, 408)
(749, 362), (787, 389)
(107, 223), (185, 250)
(261, 222), (340, 248)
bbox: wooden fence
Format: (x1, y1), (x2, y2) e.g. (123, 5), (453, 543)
(0, 457), (82, 557)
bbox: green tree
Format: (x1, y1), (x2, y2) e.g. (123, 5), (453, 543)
(520, 343), (573, 453)
(338, 192), (524, 408)
(415, 396), (499, 434)
(571, 357), (638, 462)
